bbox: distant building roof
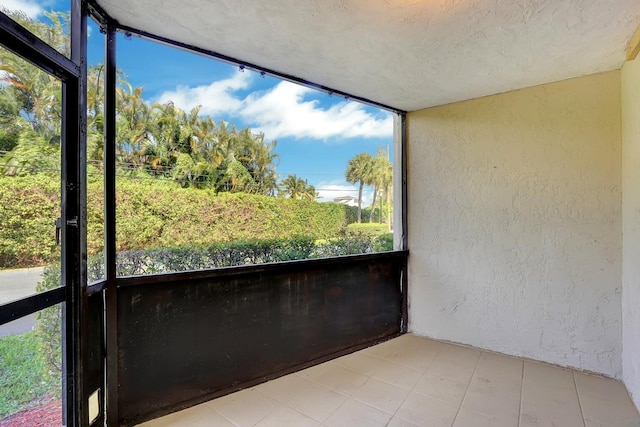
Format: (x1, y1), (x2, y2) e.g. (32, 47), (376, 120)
(333, 196), (358, 207)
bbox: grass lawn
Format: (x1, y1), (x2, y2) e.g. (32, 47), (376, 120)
(0, 331), (58, 419)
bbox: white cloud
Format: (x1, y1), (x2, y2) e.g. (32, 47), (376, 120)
(2, 0), (44, 18)
(154, 71), (252, 117)
(155, 73), (393, 141)
(240, 81), (393, 140)
(316, 180), (374, 206)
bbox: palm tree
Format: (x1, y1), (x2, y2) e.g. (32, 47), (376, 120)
(279, 174), (316, 200)
(367, 149), (393, 223)
(345, 152), (374, 223)
(116, 83), (152, 171)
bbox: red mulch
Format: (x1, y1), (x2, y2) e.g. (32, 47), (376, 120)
(0, 399), (62, 427)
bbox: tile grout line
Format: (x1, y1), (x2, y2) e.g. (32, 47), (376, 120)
(572, 372), (587, 427)
(209, 404), (241, 427)
(383, 340), (444, 425)
(449, 350), (482, 426)
(518, 360), (525, 427)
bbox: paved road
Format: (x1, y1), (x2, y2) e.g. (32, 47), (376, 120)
(0, 267), (45, 337)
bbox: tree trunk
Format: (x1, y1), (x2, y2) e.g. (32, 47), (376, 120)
(369, 185), (378, 223)
(357, 181), (363, 223)
(386, 185), (391, 230)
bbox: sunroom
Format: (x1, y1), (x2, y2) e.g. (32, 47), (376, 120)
(1, 1), (640, 426)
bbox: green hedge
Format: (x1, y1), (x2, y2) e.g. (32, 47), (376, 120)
(346, 223), (390, 238)
(0, 174), (352, 268)
(111, 179), (348, 252)
(85, 235), (392, 278)
(0, 175), (59, 268)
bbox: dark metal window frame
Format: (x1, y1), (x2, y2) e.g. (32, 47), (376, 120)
(0, 2), (88, 426)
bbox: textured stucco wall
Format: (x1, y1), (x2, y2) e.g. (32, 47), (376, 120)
(407, 71), (622, 378)
(622, 57), (640, 410)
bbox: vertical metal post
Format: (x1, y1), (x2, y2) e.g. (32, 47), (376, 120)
(400, 112), (407, 252)
(62, 0), (88, 425)
(399, 112), (408, 332)
(104, 23), (118, 427)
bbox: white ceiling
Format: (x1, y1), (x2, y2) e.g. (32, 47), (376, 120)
(95, 0), (640, 112)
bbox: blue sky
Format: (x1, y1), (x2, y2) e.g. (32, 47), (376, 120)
(6, 0), (395, 205)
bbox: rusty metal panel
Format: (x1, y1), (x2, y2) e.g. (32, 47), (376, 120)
(115, 253), (406, 425)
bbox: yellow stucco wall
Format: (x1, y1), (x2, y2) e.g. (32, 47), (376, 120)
(407, 71), (623, 377)
(622, 56), (640, 411)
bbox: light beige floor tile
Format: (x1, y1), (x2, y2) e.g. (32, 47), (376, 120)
(350, 377), (410, 414)
(207, 388), (283, 427)
(459, 391), (520, 422)
(297, 363), (368, 395)
(520, 362), (583, 427)
(323, 399), (392, 427)
(584, 420), (640, 427)
(363, 340), (400, 360)
(412, 374), (468, 406)
(255, 374), (313, 404)
(454, 407), (518, 427)
(387, 344), (440, 371)
(371, 359), (422, 390)
(140, 403), (235, 426)
(575, 373), (640, 427)
(476, 352), (523, 379)
(522, 361), (578, 396)
(468, 352), (522, 397)
(388, 334), (424, 347)
(423, 349), (480, 385)
(385, 417), (422, 427)
(400, 335), (449, 355)
(142, 337), (640, 427)
(285, 379), (348, 423)
(460, 351), (521, 423)
(395, 392), (459, 427)
(332, 352), (387, 376)
(437, 343), (481, 360)
(519, 412), (584, 427)
(253, 405), (320, 427)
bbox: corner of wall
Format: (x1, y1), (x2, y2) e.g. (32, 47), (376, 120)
(621, 57), (640, 414)
(407, 71), (623, 378)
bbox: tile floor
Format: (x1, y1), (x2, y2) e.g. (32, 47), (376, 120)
(139, 334), (640, 427)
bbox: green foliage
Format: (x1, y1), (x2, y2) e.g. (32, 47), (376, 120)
(344, 149), (393, 224)
(0, 12), (281, 194)
(0, 332), (58, 418)
(373, 233), (394, 252)
(0, 174), (350, 268)
(313, 236), (375, 257)
(0, 174), (59, 268)
(346, 223), (389, 239)
(35, 267), (62, 374)
(279, 174), (317, 200)
(345, 152), (374, 223)
(111, 179), (346, 253)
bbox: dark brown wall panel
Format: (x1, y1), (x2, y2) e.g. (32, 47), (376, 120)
(115, 252), (406, 425)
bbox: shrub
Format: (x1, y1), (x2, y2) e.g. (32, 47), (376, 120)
(34, 266), (63, 377)
(346, 223), (389, 239)
(0, 174), (351, 269)
(373, 233), (394, 252)
(0, 174), (58, 268)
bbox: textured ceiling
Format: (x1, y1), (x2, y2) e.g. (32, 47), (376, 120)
(95, 0), (640, 112)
